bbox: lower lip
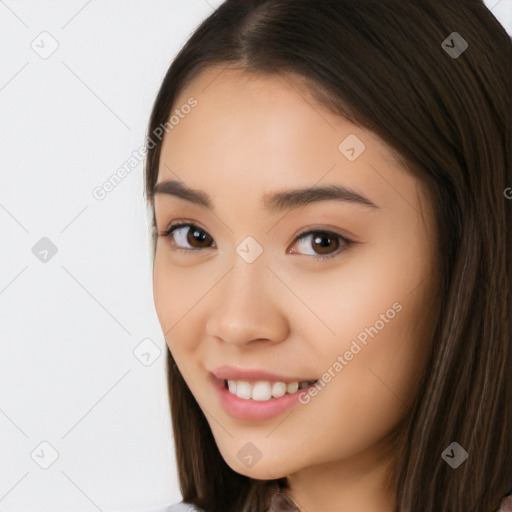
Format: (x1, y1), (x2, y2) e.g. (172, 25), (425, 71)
(211, 376), (318, 421)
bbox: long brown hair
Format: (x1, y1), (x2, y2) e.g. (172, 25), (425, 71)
(143, 1), (512, 511)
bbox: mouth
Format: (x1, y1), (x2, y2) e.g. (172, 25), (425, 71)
(222, 378), (319, 401)
(211, 374), (320, 421)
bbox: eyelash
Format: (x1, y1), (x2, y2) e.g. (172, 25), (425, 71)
(159, 222), (354, 261)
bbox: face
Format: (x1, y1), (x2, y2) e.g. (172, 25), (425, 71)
(152, 67), (438, 483)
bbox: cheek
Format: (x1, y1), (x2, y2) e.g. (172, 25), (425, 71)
(302, 235), (434, 408)
(153, 250), (204, 332)
(152, 254), (191, 357)
(287, 297), (432, 466)
(152, 254), (173, 339)
(293, 238), (431, 353)
(152, 251), (215, 364)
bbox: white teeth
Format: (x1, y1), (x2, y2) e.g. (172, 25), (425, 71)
(271, 381), (287, 398)
(252, 381), (272, 401)
(226, 379), (316, 401)
(286, 381), (299, 394)
(235, 381), (252, 399)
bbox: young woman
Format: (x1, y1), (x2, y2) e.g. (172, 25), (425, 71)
(143, 1), (512, 511)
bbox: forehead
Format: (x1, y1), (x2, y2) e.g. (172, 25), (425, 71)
(157, 67), (422, 216)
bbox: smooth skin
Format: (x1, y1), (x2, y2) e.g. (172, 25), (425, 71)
(152, 66), (439, 512)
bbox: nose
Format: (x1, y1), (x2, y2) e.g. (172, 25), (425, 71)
(205, 255), (290, 347)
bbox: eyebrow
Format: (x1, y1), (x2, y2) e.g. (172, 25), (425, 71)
(153, 179), (380, 212)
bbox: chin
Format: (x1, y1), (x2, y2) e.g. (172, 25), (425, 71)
(235, 464), (285, 480)
(221, 452), (296, 480)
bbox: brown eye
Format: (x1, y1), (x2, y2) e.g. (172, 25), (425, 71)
(290, 230), (352, 260)
(312, 231), (339, 255)
(163, 223), (214, 251)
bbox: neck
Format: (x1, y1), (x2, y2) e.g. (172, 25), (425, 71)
(283, 438), (398, 512)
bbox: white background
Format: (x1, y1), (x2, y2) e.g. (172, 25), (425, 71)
(0, 1), (510, 511)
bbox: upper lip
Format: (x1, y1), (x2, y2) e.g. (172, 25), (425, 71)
(211, 365), (317, 383)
